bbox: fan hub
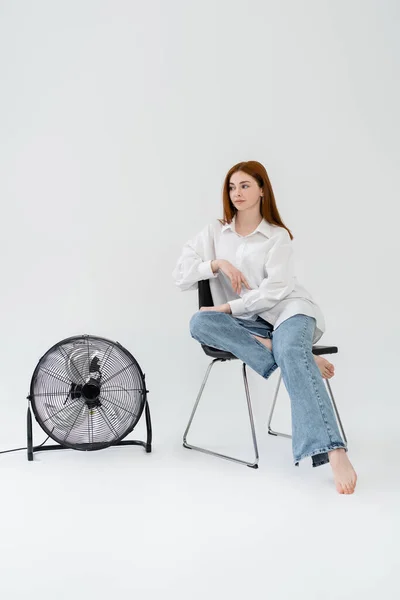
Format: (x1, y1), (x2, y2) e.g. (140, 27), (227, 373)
(82, 381), (101, 406)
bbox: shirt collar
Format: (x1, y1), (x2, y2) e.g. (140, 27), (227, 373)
(221, 215), (272, 238)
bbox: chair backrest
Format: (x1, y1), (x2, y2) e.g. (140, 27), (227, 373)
(198, 279), (214, 309)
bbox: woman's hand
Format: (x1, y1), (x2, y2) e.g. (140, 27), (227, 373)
(200, 304), (232, 313)
(213, 259), (251, 294)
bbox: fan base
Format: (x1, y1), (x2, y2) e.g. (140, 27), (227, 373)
(29, 440), (152, 458)
(26, 402), (152, 461)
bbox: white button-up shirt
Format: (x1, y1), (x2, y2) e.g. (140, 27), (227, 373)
(172, 216), (325, 343)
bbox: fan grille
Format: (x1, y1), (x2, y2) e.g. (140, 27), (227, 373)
(30, 335), (146, 450)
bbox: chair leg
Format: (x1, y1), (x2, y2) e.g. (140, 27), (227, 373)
(267, 371), (348, 444)
(183, 359), (259, 469)
(267, 372), (291, 439)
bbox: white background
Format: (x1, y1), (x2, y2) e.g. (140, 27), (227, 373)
(0, 1), (399, 598)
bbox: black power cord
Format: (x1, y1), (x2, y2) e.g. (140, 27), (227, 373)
(0, 436), (50, 455)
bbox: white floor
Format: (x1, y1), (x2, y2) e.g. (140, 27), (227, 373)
(0, 396), (398, 600)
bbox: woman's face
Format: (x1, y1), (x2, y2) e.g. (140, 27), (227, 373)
(228, 171), (263, 211)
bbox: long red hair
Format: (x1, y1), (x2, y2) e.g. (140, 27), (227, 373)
(219, 160), (294, 240)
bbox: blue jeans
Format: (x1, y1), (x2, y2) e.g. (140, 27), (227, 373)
(189, 311), (347, 467)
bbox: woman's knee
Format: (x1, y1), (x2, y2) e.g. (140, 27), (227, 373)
(273, 316), (315, 358)
(189, 311), (210, 337)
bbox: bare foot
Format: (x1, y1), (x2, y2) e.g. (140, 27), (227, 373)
(253, 336), (335, 380)
(328, 448), (357, 494)
(313, 355), (335, 379)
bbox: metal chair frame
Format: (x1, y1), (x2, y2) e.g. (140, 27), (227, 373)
(182, 280), (347, 468)
(183, 357), (259, 468)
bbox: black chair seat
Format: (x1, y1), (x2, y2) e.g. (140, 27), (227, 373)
(201, 342), (338, 360)
(201, 344), (236, 360)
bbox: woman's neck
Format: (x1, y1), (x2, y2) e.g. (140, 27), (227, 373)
(235, 212), (263, 231)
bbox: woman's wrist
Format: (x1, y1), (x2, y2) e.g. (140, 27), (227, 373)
(211, 259), (220, 273)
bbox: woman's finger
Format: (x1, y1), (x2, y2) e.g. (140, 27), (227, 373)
(242, 276), (251, 289)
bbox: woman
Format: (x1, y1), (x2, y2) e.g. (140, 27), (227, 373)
(172, 160), (357, 495)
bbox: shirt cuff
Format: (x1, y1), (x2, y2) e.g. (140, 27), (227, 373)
(228, 298), (246, 316)
(198, 260), (219, 279)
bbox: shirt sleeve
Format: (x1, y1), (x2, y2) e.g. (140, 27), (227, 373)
(228, 228), (296, 316)
(172, 223), (219, 291)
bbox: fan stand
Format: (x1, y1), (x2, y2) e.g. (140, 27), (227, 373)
(26, 380), (152, 462)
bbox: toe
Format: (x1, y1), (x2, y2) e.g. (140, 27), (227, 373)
(336, 482), (345, 494)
